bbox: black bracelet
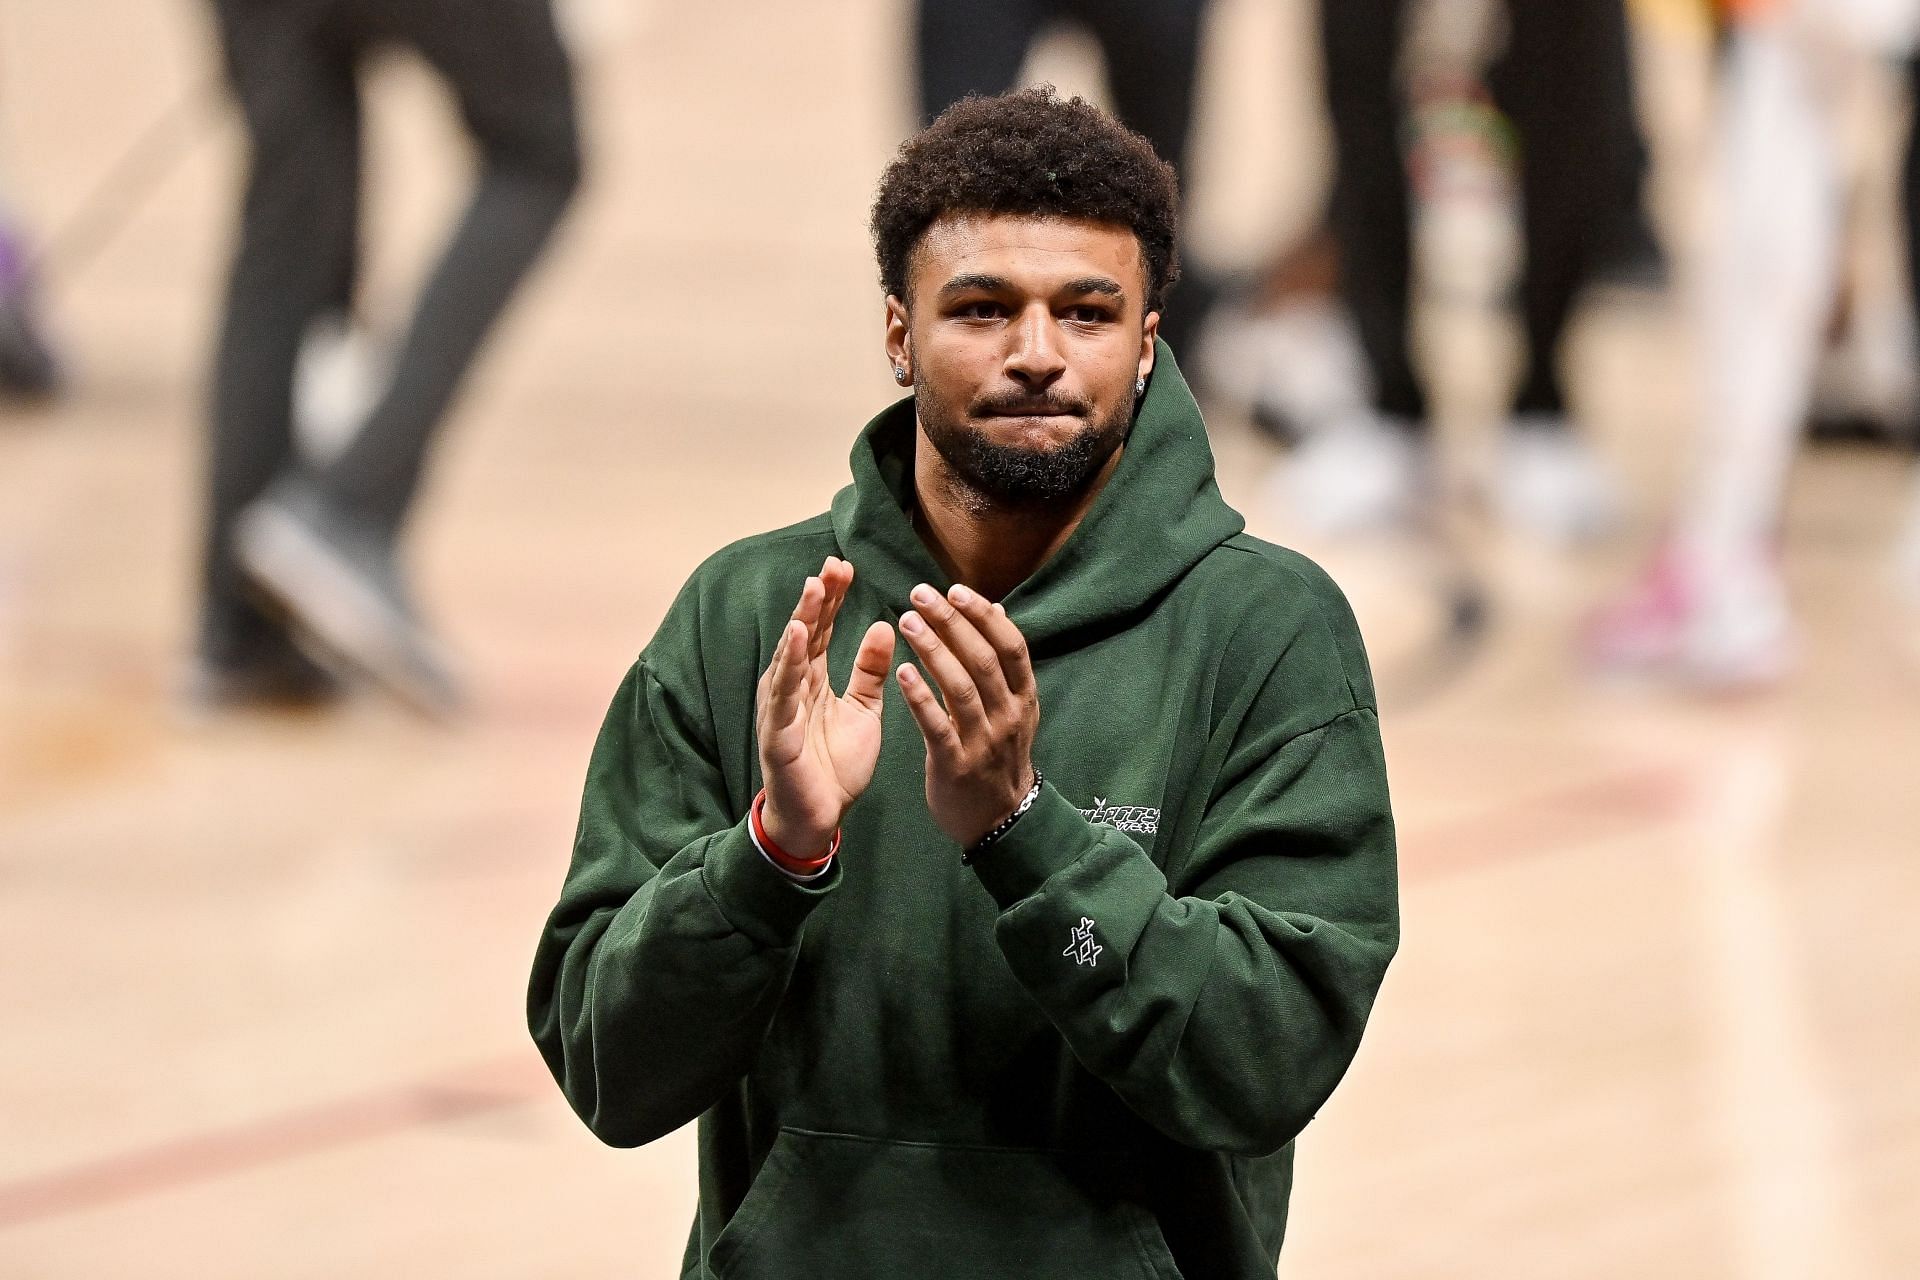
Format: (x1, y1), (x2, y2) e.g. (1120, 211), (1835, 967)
(961, 770), (1044, 866)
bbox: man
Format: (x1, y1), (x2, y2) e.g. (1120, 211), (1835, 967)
(193, 0), (581, 714)
(1283, 0), (1644, 540)
(529, 88), (1398, 1276)
(915, 0), (1220, 358)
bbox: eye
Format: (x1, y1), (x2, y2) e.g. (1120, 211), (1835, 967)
(1064, 304), (1115, 324)
(956, 300), (1005, 320)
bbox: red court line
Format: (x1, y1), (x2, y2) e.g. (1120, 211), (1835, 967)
(1402, 764), (1695, 879)
(0, 765), (1692, 1232)
(0, 1055), (553, 1232)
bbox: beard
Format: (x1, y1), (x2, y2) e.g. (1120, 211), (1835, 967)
(914, 378), (1134, 510)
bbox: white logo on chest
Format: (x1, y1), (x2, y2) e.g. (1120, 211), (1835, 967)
(1063, 916), (1102, 968)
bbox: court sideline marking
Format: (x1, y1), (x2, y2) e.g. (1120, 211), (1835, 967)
(0, 762), (1694, 1231)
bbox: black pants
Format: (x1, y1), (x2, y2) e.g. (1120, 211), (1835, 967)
(1906, 55), (1920, 447)
(915, 0), (1215, 357)
(202, 0), (581, 660)
(1320, 0), (1650, 427)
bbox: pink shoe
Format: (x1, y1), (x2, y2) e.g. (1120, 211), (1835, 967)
(1583, 540), (1796, 688)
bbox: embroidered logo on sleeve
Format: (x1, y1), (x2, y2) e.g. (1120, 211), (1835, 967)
(1063, 917), (1102, 968)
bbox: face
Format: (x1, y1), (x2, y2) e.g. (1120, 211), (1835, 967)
(886, 213), (1158, 510)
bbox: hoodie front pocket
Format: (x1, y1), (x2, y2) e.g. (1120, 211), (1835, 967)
(707, 1127), (1181, 1280)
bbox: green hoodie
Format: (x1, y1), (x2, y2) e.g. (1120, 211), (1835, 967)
(529, 344), (1398, 1278)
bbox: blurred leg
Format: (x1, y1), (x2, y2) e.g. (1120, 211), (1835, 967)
(1905, 51), (1920, 421)
(1897, 51), (1920, 593)
(1481, 0), (1636, 542)
(1686, 24), (1843, 564)
(1267, 0), (1429, 537)
(0, 198), (62, 399)
(321, 0), (582, 538)
(1585, 20), (1844, 683)
(201, 0), (360, 663)
(1077, 0), (1216, 355)
(1075, 0), (1209, 172)
(915, 0), (1052, 126)
(1318, 0), (1427, 426)
(1490, 0), (1648, 421)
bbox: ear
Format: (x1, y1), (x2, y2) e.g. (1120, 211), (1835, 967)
(1138, 311), (1159, 385)
(884, 295), (913, 387)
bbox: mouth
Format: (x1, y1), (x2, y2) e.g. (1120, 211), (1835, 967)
(980, 407), (1083, 423)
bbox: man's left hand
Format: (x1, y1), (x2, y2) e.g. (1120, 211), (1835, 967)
(895, 582), (1038, 847)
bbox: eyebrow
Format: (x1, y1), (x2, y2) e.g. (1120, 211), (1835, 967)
(1060, 276), (1125, 298)
(935, 273), (1127, 299)
(938, 273), (1011, 297)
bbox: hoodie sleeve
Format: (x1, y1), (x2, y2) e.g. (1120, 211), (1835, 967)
(527, 659), (839, 1148)
(970, 692), (1398, 1158)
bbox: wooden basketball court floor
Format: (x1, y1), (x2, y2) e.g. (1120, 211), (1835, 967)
(2, 1), (1917, 1275)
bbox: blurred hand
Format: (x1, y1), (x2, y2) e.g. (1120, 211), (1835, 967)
(895, 582), (1038, 847)
(756, 557), (895, 855)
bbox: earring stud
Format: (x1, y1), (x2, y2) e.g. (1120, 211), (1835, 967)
(1135, 377), (1146, 396)
(894, 366), (907, 384)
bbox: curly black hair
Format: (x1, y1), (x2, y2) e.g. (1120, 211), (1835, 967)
(871, 86), (1180, 315)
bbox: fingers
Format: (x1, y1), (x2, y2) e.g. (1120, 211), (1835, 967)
(900, 601), (991, 738)
(760, 619), (809, 745)
(943, 584), (1034, 697)
(822, 555), (854, 602)
(844, 620), (894, 714)
(775, 558), (877, 714)
(908, 583), (1006, 703)
(901, 582), (1032, 718)
(811, 557), (853, 662)
(895, 661), (960, 759)
(788, 573), (825, 634)
(781, 558), (852, 678)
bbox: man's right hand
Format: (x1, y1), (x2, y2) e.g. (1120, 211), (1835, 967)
(755, 556), (895, 856)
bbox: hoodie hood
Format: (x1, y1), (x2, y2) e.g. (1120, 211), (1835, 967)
(829, 339), (1245, 648)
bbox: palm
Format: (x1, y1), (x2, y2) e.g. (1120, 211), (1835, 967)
(757, 558), (895, 850)
(776, 654), (883, 807)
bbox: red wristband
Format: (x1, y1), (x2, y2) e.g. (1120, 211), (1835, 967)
(750, 789), (840, 874)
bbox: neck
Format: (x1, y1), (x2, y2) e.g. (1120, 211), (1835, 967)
(910, 433), (1123, 601)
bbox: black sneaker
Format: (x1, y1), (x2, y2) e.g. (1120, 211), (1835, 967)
(235, 480), (465, 719)
(181, 645), (345, 715)
(182, 602), (346, 713)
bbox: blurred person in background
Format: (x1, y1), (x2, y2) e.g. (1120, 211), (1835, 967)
(529, 89), (1397, 1278)
(1586, 0), (1920, 686)
(0, 180), (63, 402)
(1265, 0), (1655, 541)
(192, 0), (582, 715)
(915, 0), (1222, 359)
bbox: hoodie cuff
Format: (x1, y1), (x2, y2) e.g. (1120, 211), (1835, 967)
(969, 781), (1098, 910)
(702, 821), (841, 947)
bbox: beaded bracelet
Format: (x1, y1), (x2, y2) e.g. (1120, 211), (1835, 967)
(961, 769), (1044, 866)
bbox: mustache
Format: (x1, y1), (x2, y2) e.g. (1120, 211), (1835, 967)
(971, 392), (1089, 418)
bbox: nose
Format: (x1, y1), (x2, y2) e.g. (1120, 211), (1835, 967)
(1003, 304), (1066, 392)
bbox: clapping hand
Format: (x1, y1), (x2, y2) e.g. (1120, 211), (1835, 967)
(755, 557), (897, 855)
(894, 582), (1039, 847)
